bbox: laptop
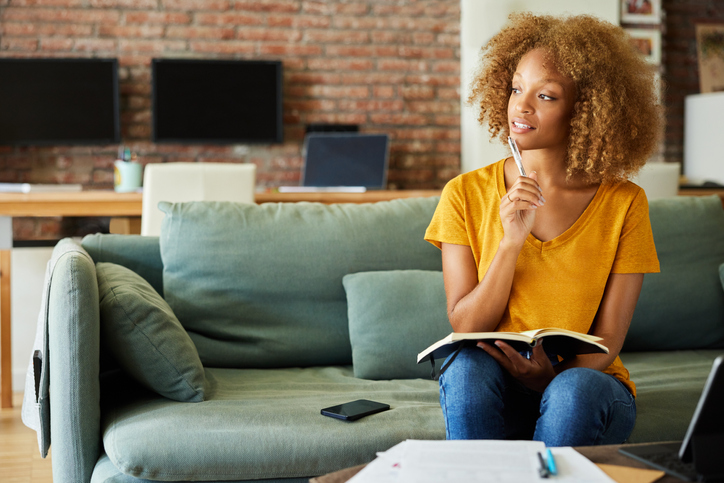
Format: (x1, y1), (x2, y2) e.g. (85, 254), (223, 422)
(279, 133), (389, 193)
(619, 356), (724, 482)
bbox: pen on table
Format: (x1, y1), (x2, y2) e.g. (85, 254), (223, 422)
(508, 136), (527, 177)
(537, 451), (549, 478)
(546, 448), (558, 476)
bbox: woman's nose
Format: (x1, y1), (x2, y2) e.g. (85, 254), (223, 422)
(514, 93), (534, 114)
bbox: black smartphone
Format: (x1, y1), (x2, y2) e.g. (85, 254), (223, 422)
(321, 399), (390, 421)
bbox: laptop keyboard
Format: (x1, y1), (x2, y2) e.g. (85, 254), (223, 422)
(620, 444), (698, 482)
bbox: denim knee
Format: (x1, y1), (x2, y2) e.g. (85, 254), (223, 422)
(536, 368), (636, 446)
(438, 346), (507, 440)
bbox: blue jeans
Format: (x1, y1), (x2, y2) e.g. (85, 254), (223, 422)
(438, 346), (636, 446)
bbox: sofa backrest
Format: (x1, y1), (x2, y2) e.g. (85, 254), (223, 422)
(82, 234), (164, 295)
(625, 195), (724, 351)
(158, 198), (442, 368)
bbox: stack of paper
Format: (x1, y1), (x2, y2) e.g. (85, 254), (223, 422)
(349, 440), (617, 483)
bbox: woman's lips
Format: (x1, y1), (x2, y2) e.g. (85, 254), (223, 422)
(511, 120), (535, 133)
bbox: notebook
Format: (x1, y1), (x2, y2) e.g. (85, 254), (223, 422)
(280, 133), (389, 192)
(619, 355), (724, 482)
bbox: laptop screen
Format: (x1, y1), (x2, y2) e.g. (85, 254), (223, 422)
(680, 355), (724, 462)
(302, 133), (389, 189)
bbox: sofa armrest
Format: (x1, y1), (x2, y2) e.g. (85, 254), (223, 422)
(48, 246), (100, 483)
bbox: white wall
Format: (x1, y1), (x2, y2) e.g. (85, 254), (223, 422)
(460, 0), (620, 174)
(11, 247), (53, 391)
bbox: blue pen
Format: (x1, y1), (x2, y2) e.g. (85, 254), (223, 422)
(546, 448), (558, 476)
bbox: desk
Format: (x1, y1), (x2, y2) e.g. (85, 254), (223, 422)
(1, 188), (722, 408)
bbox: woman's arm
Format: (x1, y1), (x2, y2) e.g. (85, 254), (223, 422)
(554, 272), (644, 373)
(443, 171), (543, 333)
(442, 241), (520, 333)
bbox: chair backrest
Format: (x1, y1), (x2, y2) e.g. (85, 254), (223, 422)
(141, 162), (256, 236)
(631, 162), (681, 200)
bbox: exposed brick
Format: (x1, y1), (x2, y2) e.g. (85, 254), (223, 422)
(125, 11), (192, 24)
(0, 0), (465, 240)
(89, 0), (157, 8)
(188, 40), (255, 54)
(234, 0), (300, 13)
(166, 25), (236, 40)
(161, 0), (229, 11)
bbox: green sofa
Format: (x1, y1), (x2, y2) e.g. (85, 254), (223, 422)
(32, 194), (724, 482)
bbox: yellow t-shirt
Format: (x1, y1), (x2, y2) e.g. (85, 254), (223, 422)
(425, 159), (660, 396)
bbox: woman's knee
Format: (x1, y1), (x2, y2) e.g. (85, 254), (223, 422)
(440, 346), (503, 384)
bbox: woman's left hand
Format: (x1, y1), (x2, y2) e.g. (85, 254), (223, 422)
(477, 340), (556, 393)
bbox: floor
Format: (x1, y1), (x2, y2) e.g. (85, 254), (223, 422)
(0, 393), (53, 482)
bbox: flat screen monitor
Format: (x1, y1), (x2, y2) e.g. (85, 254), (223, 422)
(0, 58), (120, 146)
(152, 59), (283, 144)
(302, 133), (389, 189)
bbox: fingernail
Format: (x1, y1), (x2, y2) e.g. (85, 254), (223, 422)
(539, 196), (546, 204)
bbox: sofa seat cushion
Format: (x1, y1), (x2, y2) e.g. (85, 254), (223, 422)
(158, 198), (441, 368)
(101, 366), (444, 481)
(622, 349), (724, 443)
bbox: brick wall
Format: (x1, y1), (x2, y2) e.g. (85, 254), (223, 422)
(0, 0), (460, 239)
(662, 0), (724, 165)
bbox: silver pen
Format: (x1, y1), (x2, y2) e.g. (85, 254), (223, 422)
(508, 136), (527, 177)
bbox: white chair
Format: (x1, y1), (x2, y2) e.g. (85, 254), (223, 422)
(141, 162), (256, 236)
(631, 162), (681, 200)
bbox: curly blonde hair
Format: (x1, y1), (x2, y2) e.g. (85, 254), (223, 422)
(469, 13), (663, 183)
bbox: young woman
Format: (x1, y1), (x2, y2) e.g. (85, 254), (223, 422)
(425, 13), (663, 446)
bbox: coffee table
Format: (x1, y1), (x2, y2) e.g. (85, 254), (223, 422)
(309, 442), (688, 483)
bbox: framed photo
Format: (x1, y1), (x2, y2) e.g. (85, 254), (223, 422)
(696, 24), (724, 93)
(626, 28), (661, 65)
(621, 0), (661, 24)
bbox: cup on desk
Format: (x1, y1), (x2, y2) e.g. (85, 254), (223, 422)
(114, 160), (142, 193)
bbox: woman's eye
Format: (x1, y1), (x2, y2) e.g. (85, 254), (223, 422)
(539, 94), (556, 101)
(511, 87), (521, 94)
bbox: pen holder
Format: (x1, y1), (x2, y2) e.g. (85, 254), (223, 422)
(114, 160), (142, 193)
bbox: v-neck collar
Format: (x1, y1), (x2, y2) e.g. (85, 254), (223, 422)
(495, 159), (604, 251)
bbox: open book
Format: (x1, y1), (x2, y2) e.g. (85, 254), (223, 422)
(417, 328), (608, 364)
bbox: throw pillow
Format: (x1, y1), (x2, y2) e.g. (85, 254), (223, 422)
(342, 270), (451, 380)
(96, 262), (206, 402)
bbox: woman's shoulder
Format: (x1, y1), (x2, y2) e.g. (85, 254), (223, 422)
(600, 179), (646, 203)
(442, 159), (505, 198)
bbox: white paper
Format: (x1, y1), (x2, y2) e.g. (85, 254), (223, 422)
(346, 441), (617, 483)
(398, 440), (545, 482)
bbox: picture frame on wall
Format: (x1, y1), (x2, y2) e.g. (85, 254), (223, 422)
(695, 24), (724, 93)
(626, 28), (661, 65)
(621, 0), (661, 24)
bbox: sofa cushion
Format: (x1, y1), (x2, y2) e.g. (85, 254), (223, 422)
(101, 367), (444, 481)
(625, 195), (724, 351)
(158, 198), (441, 368)
(96, 262), (206, 402)
(343, 270), (450, 380)
(622, 350), (724, 443)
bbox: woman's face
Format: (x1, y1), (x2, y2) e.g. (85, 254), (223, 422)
(507, 48), (577, 154)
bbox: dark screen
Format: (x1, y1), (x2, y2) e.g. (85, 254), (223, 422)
(152, 59), (282, 144)
(302, 134), (389, 188)
(0, 58), (120, 145)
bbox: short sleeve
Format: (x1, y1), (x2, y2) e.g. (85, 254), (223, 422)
(611, 189), (660, 274)
(425, 175), (470, 249)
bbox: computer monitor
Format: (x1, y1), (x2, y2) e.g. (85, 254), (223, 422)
(301, 133), (389, 190)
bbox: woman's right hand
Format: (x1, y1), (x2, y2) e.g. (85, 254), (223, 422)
(499, 171), (544, 247)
